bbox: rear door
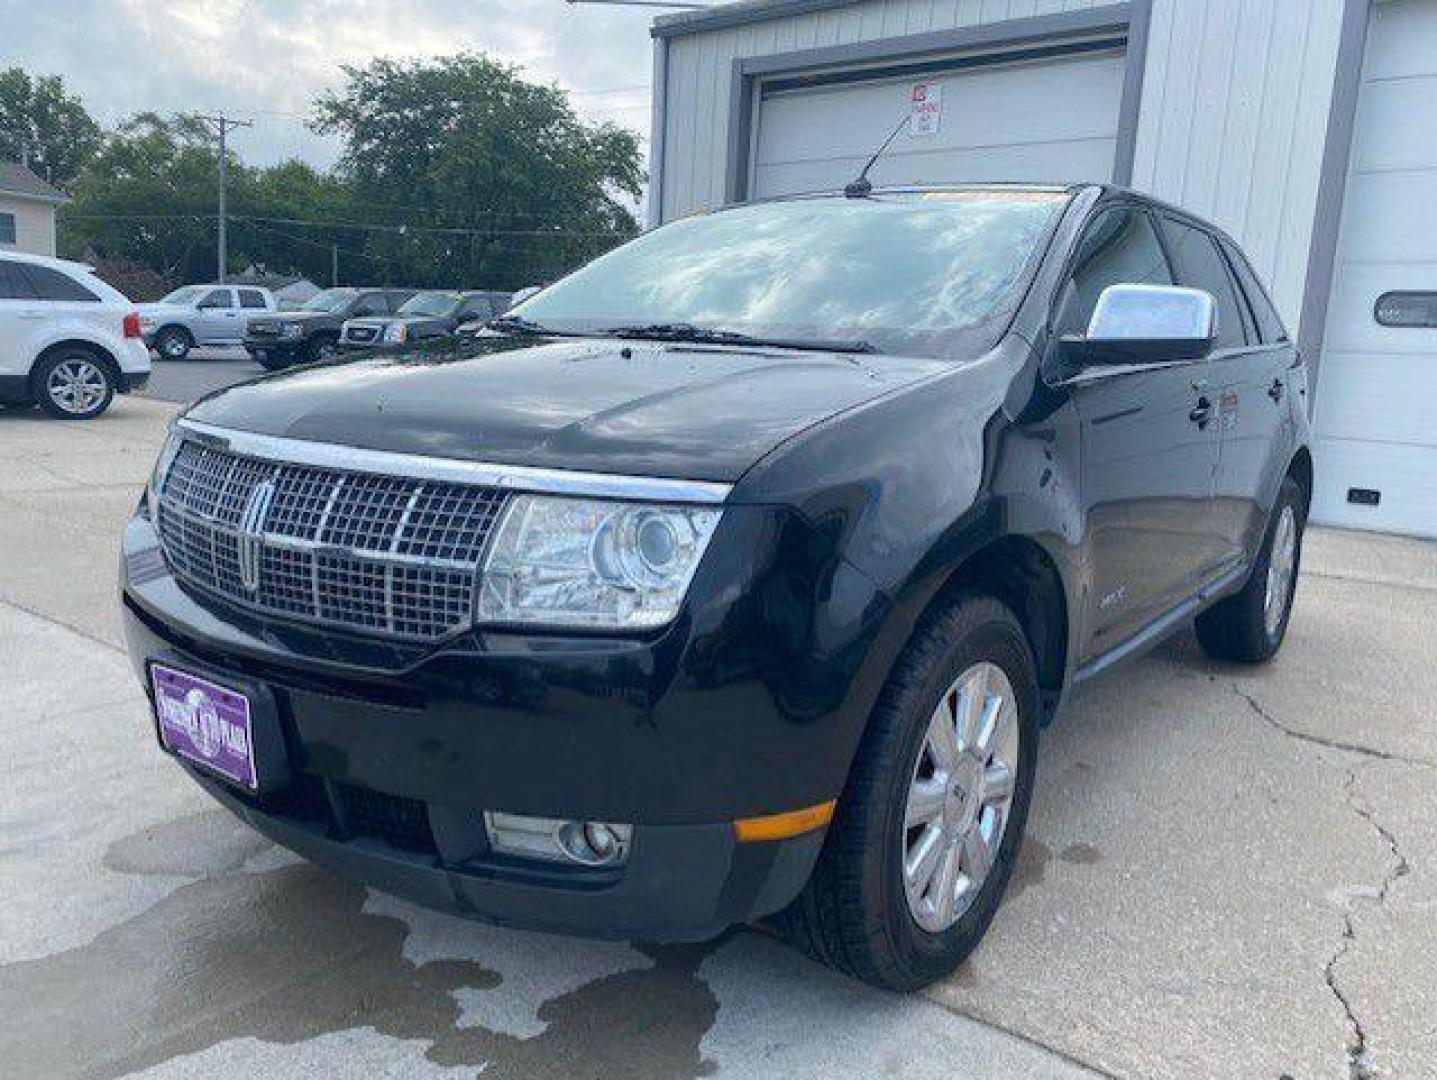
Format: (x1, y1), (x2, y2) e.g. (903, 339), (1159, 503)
(1159, 216), (1295, 568)
(1057, 206), (1226, 656)
(0, 257), (40, 379)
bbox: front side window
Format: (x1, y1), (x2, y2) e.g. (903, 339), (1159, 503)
(198, 288), (233, 309)
(512, 191), (1069, 357)
(1159, 218), (1248, 350)
(0, 212), (15, 245)
(23, 264), (99, 302)
(1055, 207), (1174, 336)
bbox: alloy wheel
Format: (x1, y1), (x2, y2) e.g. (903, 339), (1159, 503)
(902, 661), (1020, 934)
(45, 358), (109, 416)
(1264, 504), (1298, 637)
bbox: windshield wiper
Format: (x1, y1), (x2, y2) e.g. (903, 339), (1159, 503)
(487, 314), (574, 337)
(603, 323), (877, 355)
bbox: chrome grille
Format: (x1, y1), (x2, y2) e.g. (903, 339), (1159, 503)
(155, 438), (506, 641)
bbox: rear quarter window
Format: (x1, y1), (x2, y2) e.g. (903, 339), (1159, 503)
(22, 264), (100, 302)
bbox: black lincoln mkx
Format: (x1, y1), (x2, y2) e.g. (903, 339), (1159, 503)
(122, 185), (1311, 990)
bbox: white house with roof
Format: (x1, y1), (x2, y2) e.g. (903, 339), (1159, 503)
(0, 161), (68, 257)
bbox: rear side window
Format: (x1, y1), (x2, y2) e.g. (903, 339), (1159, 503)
(22, 264), (100, 302)
(1159, 218), (1248, 350)
(1056, 207), (1174, 336)
(0, 259), (37, 299)
(238, 289), (267, 309)
(1221, 238), (1289, 343)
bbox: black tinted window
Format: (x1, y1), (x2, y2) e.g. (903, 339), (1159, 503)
(238, 289), (267, 309)
(1056, 207), (1173, 335)
(0, 259), (37, 299)
(199, 288), (233, 309)
(1160, 219), (1247, 349)
(354, 292), (387, 316)
(22, 264), (99, 302)
(1221, 239), (1288, 343)
(0, 212), (15, 245)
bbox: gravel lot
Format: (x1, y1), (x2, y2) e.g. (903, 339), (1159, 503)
(1, 393), (1434, 1079)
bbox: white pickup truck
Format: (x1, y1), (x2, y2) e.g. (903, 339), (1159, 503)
(137, 284), (278, 360)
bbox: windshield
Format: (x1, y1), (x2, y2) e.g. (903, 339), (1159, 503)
(302, 288), (358, 313)
(511, 191), (1068, 356)
(398, 291), (461, 318)
(161, 286), (204, 306)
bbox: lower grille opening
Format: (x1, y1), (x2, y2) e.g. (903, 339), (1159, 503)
(333, 781), (439, 855)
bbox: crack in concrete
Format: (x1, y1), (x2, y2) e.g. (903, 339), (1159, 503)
(1326, 767), (1412, 1080)
(1233, 685), (1416, 1078)
(1232, 686), (1434, 770)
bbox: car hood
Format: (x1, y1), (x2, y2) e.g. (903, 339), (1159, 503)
(136, 303), (191, 318)
(183, 336), (947, 482)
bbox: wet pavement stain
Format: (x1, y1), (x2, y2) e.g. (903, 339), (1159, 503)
(1006, 837), (1050, 900)
(2, 818), (726, 1080)
(102, 809), (271, 878)
(1058, 843), (1103, 866)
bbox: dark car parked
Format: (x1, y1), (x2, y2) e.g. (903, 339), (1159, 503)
(122, 185), (1311, 990)
(244, 287), (416, 370)
(338, 290), (511, 352)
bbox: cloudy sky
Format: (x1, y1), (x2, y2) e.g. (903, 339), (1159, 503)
(1, 0), (674, 170)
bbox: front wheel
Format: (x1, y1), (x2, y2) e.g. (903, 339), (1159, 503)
(1196, 476), (1306, 663)
(776, 592), (1039, 991)
(32, 350), (116, 420)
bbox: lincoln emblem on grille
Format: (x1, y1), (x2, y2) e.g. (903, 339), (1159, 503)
(237, 477), (276, 592)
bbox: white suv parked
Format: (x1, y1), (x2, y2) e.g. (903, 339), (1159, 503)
(137, 283), (278, 360)
(0, 252), (151, 420)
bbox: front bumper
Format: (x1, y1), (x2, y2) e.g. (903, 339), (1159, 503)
(119, 504), (889, 940)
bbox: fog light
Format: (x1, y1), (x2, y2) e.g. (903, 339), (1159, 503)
(485, 812), (632, 867)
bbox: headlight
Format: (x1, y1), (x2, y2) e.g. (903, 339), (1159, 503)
(383, 324), (408, 343)
(281, 324), (304, 338)
(146, 430), (183, 519)
(477, 496), (722, 630)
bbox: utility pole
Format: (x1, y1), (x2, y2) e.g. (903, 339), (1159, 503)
(194, 115), (252, 284)
(331, 244), (339, 287)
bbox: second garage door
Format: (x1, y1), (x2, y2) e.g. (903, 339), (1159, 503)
(750, 48), (1126, 200)
(1311, 0), (1437, 538)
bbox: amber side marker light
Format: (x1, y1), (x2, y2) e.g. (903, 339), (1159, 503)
(733, 800), (837, 843)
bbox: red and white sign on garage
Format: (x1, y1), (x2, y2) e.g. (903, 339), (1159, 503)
(909, 81), (943, 137)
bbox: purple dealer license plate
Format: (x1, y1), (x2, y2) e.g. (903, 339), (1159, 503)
(151, 664), (258, 790)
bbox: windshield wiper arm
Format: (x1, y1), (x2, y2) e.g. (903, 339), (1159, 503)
(603, 323), (878, 355)
(487, 314), (573, 337)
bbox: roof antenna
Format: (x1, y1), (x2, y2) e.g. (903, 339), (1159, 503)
(844, 114), (910, 199)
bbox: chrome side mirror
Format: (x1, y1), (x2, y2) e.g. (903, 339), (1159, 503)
(1067, 284), (1217, 366)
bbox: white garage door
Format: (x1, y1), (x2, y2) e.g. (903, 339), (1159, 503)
(1312, 0), (1437, 537)
(750, 48), (1126, 200)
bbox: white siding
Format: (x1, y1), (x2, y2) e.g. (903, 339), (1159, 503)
(656, 0), (1348, 341)
(0, 196), (57, 257)
(1131, 0), (1347, 336)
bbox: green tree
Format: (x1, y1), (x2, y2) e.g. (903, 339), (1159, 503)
(0, 68), (102, 187)
(59, 112), (224, 282)
(311, 54), (643, 289)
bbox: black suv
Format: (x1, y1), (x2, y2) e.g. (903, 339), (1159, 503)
(244, 287), (415, 369)
(122, 185), (1310, 991)
(338, 290), (511, 352)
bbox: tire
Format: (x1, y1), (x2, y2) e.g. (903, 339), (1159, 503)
(153, 326), (193, 361)
(1196, 477), (1306, 664)
(255, 351), (289, 372)
(31, 348), (117, 420)
(776, 591), (1040, 991)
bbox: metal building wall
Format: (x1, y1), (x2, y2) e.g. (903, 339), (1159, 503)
(654, 0), (1348, 332)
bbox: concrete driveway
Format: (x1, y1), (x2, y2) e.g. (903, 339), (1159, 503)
(1, 395), (1433, 1079)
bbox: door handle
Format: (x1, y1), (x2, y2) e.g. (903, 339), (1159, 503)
(1189, 397), (1213, 428)
(1268, 378), (1284, 403)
